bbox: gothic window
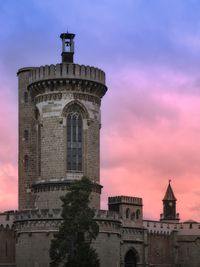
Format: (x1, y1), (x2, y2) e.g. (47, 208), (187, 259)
(24, 130), (29, 141)
(126, 208), (130, 219)
(67, 111), (83, 171)
(136, 209), (140, 220)
(24, 92), (28, 103)
(24, 155), (29, 172)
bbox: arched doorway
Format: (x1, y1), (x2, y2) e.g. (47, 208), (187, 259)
(124, 249), (137, 267)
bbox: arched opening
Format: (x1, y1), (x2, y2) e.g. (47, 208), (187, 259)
(67, 111), (83, 171)
(124, 249), (137, 267)
(136, 209), (140, 220)
(126, 208), (130, 219)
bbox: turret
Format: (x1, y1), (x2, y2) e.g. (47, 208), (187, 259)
(160, 180), (179, 222)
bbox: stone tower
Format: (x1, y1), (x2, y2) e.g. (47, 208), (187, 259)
(15, 32), (107, 267)
(160, 180), (179, 222)
(17, 32), (107, 211)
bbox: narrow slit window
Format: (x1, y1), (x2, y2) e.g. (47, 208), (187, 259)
(24, 130), (29, 141)
(38, 124), (41, 176)
(24, 92), (28, 103)
(24, 155), (29, 172)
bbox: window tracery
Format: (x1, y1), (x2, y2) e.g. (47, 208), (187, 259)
(66, 107), (83, 171)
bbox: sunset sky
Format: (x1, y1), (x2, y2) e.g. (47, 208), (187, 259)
(1, 0), (200, 221)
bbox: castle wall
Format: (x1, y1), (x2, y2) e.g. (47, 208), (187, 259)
(176, 234), (200, 267)
(93, 233), (121, 267)
(93, 210), (121, 267)
(16, 232), (52, 267)
(0, 213), (15, 267)
(147, 233), (175, 267)
(0, 228), (15, 267)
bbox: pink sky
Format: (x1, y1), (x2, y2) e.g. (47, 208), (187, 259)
(1, 61), (200, 222)
(1, 0), (200, 222)
(101, 66), (200, 221)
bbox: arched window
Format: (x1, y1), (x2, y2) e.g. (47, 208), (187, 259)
(24, 92), (28, 103)
(67, 111), (83, 171)
(126, 208), (130, 219)
(136, 209), (140, 220)
(24, 155), (29, 172)
(24, 130), (29, 141)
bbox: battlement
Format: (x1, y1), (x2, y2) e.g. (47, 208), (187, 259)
(14, 208), (62, 222)
(143, 219), (200, 236)
(95, 209), (121, 222)
(25, 63), (105, 86)
(108, 196), (143, 206)
(0, 211), (15, 229)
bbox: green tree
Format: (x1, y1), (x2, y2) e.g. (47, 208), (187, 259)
(50, 176), (99, 267)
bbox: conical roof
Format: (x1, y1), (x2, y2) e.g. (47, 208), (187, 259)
(163, 180), (177, 201)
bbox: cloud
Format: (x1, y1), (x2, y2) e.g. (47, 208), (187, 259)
(101, 66), (200, 221)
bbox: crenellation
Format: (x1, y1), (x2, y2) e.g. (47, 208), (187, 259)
(28, 63), (105, 86)
(95, 210), (121, 222)
(109, 196), (143, 206)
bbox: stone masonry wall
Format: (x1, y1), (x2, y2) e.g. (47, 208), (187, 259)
(18, 68), (38, 210)
(147, 233), (175, 267)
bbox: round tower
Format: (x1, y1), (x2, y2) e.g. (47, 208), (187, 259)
(17, 32), (107, 210)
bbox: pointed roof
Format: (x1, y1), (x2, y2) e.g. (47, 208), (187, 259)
(163, 180), (177, 201)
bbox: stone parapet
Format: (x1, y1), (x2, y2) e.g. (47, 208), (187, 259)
(122, 227), (145, 242)
(95, 209), (121, 222)
(95, 210), (121, 236)
(109, 196), (143, 206)
(14, 209), (62, 233)
(143, 219), (200, 236)
(0, 211), (15, 229)
(14, 208), (62, 222)
(26, 63), (105, 85)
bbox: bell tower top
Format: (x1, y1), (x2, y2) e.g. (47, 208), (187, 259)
(60, 32), (75, 63)
(160, 180), (179, 222)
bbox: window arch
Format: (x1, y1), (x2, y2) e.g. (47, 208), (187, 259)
(136, 209), (140, 220)
(66, 110), (83, 171)
(126, 208), (130, 219)
(124, 249), (137, 267)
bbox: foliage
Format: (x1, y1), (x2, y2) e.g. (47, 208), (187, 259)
(50, 176), (99, 267)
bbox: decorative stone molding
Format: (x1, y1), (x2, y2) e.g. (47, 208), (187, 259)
(29, 79), (107, 99)
(35, 92), (101, 105)
(32, 180), (102, 194)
